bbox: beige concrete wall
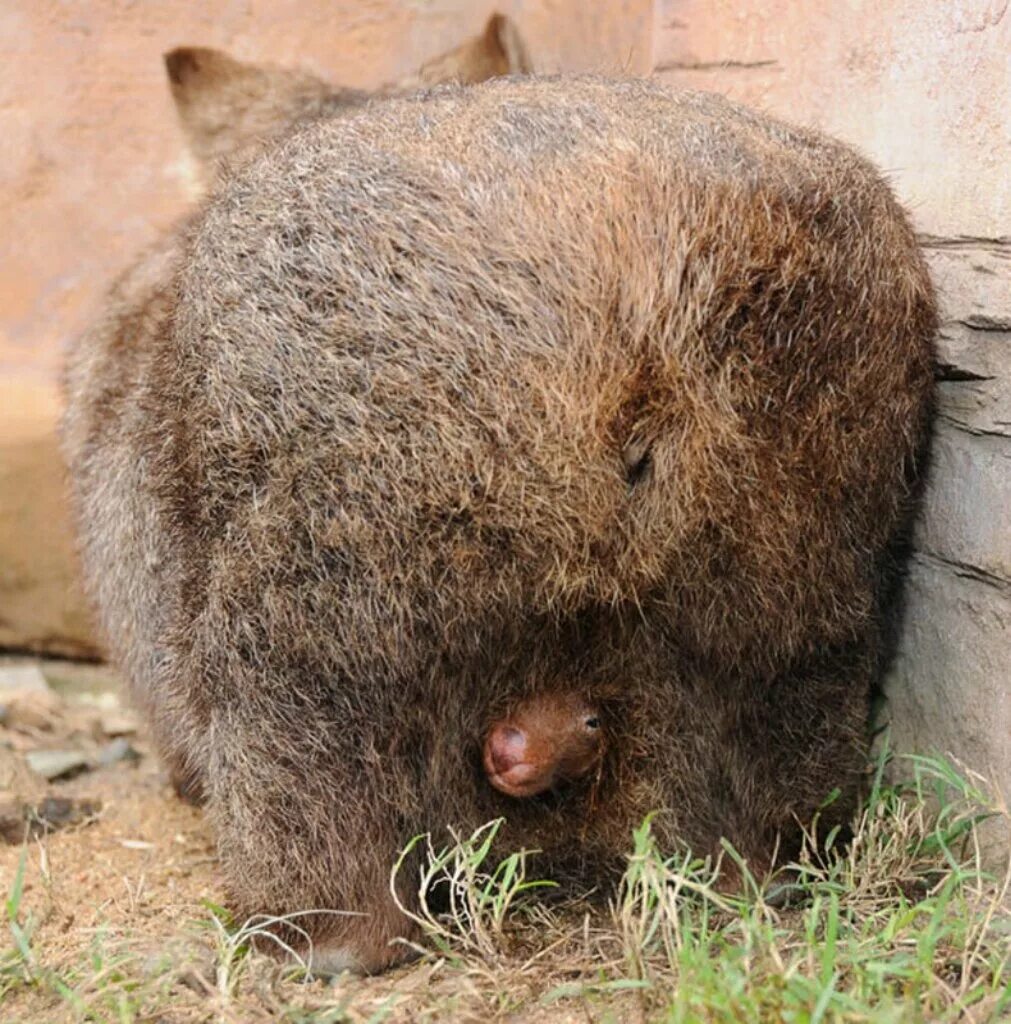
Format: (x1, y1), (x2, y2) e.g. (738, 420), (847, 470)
(655, 0), (1011, 832)
(0, 0), (652, 656)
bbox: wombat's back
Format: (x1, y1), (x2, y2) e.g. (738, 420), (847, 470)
(160, 77), (933, 675)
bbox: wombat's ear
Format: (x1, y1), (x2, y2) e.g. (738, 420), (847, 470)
(163, 46), (334, 181)
(164, 46), (235, 91)
(412, 12), (532, 87)
(484, 13), (533, 77)
(164, 48), (257, 130)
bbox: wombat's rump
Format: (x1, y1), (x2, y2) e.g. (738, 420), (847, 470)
(63, 76), (935, 973)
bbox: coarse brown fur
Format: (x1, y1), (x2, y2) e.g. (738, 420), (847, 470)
(63, 14), (529, 803)
(62, 65), (936, 974)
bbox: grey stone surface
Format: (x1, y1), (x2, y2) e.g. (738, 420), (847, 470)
(924, 243), (1011, 332)
(25, 748), (90, 782)
(884, 554), (1010, 851)
(917, 425), (1011, 581)
(884, 238), (1010, 856)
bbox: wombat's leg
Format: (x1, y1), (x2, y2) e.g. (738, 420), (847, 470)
(638, 632), (874, 892)
(713, 634), (874, 883)
(204, 698), (421, 974)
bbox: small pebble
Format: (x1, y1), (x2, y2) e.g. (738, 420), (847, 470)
(98, 737), (142, 766)
(25, 748), (90, 781)
(0, 800), (23, 844)
(0, 665), (51, 695)
(99, 711), (137, 737)
(33, 795), (102, 833)
(4, 690), (62, 732)
(0, 795), (102, 844)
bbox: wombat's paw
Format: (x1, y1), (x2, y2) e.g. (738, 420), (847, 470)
(301, 942), (361, 977)
(302, 938), (417, 977)
(169, 766), (206, 806)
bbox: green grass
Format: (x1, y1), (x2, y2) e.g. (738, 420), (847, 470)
(593, 752), (1010, 1023)
(3, 749), (1009, 1023)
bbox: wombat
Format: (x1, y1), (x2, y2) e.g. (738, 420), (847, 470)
(62, 70), (935, 974)
(484, 692), (605, 798)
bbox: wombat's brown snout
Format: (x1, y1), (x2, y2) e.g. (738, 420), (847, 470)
(483, 693), (605, 798)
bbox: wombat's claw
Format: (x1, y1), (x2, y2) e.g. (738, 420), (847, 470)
(301, 942), (362, 977)
(301, 939), (416, 977)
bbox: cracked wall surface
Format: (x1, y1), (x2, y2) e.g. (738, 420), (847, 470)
(655, 0), (1010, 848)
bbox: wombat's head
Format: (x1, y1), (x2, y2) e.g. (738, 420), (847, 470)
(163, 14), (530, 192)
(163, 46), (364, 193)
(483, 692), (605, 799)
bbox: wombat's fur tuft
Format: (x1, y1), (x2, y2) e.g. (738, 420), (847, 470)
(63, 74), (935, 972)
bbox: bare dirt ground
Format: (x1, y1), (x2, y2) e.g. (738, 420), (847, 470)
(0, 658), (222, 1021)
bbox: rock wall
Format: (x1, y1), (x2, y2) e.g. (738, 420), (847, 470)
(655, 0), (1010, 835)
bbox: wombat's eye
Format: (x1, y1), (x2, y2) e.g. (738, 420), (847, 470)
(584, 716), (600, 730)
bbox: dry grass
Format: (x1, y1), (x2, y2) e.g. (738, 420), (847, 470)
(2, 745), (1009, 1023)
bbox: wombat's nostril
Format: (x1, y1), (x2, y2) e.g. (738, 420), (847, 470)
(486, 724), (529, 774)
